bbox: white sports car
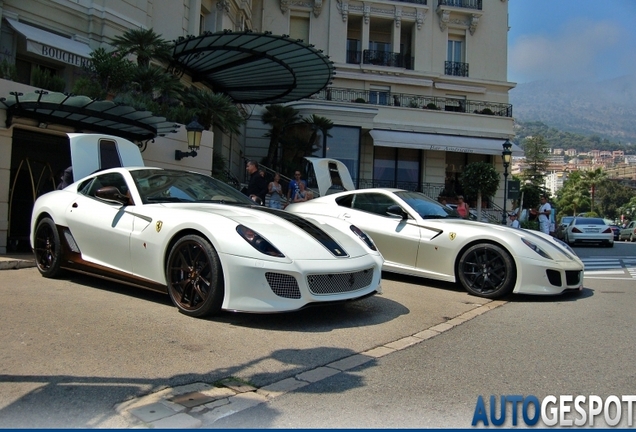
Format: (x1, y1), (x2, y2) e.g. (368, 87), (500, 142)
(287, 188), (584, 299)
(30, 134), (383, 317)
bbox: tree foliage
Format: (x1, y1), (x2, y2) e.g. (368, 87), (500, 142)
(71, 28), (245, 138)
(459, 162), (500, 219)
(521, 135), (550, 186)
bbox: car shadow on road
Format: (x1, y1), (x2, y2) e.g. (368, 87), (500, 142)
(59, 272), (410, 332)
(504, 287), (594, 303)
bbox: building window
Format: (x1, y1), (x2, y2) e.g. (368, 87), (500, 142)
(373, 147), (421, 190)
(444, 95), (466, 113)
(369, 85), (390, 106)
(446, 37), (468, 76)
(347, 38), (361, 64)
(312, 126), (360, 184)
(290, 15), (310, 43)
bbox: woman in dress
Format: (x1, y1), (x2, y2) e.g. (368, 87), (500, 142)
(268, 173), (283, 209)
(456, 195), (470, 219)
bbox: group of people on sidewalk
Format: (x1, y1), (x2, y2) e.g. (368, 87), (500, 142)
(443, 193), (552, 233)
(243, 160), (313, 208)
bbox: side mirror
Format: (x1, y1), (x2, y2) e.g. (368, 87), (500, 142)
(386, 204), (408, 220)
(95, 186), (130, 206)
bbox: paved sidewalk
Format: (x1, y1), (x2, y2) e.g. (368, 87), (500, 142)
(115, 301), (507, 428)
(0, 253), (35, 270)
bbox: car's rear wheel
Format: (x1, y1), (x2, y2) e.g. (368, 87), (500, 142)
(34, 217), (63, 278)
(457, 243), (515, 299)
(166, 235), (224, 318)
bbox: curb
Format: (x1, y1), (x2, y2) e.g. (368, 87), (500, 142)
(116, 300), (508, 428)
(0, 256), (36, 270)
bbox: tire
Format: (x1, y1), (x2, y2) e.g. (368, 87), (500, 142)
(631, 234), (635, 242)
(33, 217), (63, 278)
(166, 235), (224, 318)
(457, 243), (516, 299)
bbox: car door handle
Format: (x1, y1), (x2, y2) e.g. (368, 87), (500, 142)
(342, 213), (351, 218)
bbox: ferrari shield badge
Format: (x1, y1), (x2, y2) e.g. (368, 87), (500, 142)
(156, 221), (163, 232)
(449, 232), (456, 240)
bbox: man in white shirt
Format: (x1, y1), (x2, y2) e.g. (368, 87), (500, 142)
(509, 212), (520, 228)
(538, 195), (552, 234)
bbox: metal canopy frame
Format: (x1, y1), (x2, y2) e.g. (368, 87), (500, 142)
(171, 30), (335, 104)
(0, 90), (179, 142)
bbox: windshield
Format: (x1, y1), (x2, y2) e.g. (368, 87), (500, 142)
(395, 191), (462, 219)
(131, 169), (254, 205)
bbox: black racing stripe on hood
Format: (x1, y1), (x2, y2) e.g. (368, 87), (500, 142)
(248, 206), (349, 257)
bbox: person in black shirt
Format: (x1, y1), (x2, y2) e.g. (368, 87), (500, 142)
(245, 160), (268, 205)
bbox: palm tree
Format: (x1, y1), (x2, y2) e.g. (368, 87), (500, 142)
(179, 88), (245, 134)
(582, 167), (607, 214)
(110, 28), (173, 68)
(303, 114), (334, 152)
(261, 105), (302, 170)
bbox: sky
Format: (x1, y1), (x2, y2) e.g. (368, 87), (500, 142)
(507, 0), (636, 84)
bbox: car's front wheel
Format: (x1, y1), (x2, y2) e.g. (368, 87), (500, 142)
(33, 217), (63, 278)
(166, 235), (224, 318)
(457, 243), (516, 299)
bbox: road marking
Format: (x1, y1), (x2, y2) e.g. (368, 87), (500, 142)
(580, 258), (636, 280)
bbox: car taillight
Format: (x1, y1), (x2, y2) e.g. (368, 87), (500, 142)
(602, 227), (612, 234)
(572, 227), (583, 233)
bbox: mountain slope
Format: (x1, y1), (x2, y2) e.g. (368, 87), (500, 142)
(509, 75), (636, 145)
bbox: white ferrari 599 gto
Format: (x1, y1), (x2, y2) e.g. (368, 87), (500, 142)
(30, 134), (383, 317)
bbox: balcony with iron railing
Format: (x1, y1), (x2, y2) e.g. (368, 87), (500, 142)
(438, 0), (482, 10)
(347, 50), (414, 70)
(444, 61), (469, 77)
(316, 87), (513, 117)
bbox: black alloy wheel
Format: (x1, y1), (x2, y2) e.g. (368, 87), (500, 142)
(34, 217), (63, 278)
(166, 235), (224, 317)
(457, 243), (515, 299)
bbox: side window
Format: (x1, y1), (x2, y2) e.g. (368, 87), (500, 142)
(81, 173), (130, 201)
(335, 194), (353, 208)
(351, 193), (397, 217)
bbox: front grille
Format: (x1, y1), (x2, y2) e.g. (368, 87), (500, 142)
(546, 269), (562, 287)
(265, 273), (301, 299)
(307, 267), (374, 295)
(565, 270), (581, 286)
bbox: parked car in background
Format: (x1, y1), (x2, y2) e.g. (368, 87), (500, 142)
(610, 225), (621, 241)
(564, 217), (614, 247)
(619, 221), (636, 242)
(555, 216), (575, 240)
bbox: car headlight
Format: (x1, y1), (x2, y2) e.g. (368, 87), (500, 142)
(521, 237), (552, 260)
(350, 225), (377, 251)
(551, 237), (576, 259)
(236, 225), (285, 257)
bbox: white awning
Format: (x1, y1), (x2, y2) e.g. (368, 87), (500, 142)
(6, 18), (92, 67)
(369, 130), (523, 156)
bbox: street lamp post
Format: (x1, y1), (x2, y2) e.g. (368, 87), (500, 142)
(501, 139), (513, 224)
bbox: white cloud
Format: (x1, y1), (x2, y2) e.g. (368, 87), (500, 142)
(510, 18), (628, 83)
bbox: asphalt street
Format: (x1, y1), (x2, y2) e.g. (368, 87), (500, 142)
(212, 276), (636, 428)
(1, 244), (635, 428)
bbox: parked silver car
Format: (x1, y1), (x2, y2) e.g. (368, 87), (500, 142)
(619, 221), (636, 242)
(564, 217), (614, 247)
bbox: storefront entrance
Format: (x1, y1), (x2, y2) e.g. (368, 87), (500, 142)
(8, 129), (70, 252)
